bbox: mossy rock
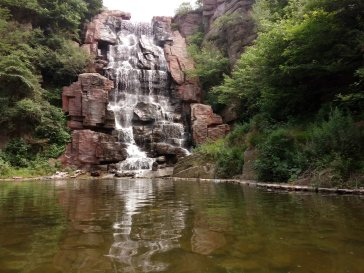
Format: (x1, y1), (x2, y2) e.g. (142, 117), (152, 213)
(173, 154), (216, 179)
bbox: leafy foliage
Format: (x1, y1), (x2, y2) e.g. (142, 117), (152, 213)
(194, 125), (247, 178)
(213, 0), (364, 121)
(175, 2), (193, 16)
(254, 128), (307, 182)
(187, 35), (229, 109)
(188, 42), (229, 92)
(307, 109), (364, 178)
(0, 0), (101, 175)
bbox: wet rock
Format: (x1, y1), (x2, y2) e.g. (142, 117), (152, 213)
(156, 156), (166, 163)
(173, 154), (216, 179)
(115, 171), (135, 178)
(108, 164), (118, 174)
(152, 162), (158, 171)
(60, 130), (127, 169)
(90, 170), (101, 177)
(140, 167), (174, 178)
(152, 143), (189, 158)
(84, 10), (131, 55)
(133, 102), (159, 122)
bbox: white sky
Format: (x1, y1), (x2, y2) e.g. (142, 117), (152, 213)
(103, 0), (195, 22)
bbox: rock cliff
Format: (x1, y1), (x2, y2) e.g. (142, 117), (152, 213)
(61, 11), (229, 172)
(174, 0), (256, 65)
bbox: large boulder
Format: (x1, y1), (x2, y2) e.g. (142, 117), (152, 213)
(152, 143), (189, 158)
(60, 130), (127, 169)
(62, 73), (115, 130)
(173, 154), (216, 179)
(191, 104), (230, 145)
(162, 29), (201, 102)
(84, 10), (131, 51)
(133, 102), (159, 122)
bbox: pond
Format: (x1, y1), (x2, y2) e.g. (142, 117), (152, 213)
(0, 179), (363, 273)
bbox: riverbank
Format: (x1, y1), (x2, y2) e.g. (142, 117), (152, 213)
(1, 173), (364, 195)
(171, 177), (364, 195)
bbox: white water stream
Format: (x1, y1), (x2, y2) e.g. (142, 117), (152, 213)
(106, 21), (188, 175)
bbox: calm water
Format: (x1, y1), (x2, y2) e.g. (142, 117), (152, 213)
(0, 179), (363, 273)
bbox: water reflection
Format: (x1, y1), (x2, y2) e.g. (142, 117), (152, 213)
(109, 180), (188, 272)
(0, 179), (363, 273)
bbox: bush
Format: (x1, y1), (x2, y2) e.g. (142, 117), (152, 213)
(254, 128), (307, 182)
(28, 157), (58, 176)
(187, 42), (229, 110)
(175, 2), (193, 16)
(307, 109), (364, 179)
(0, 158), (11, 176)
(212, 0), (364, 122)
(215, 147), (244, 178)
(2, 138), (32, 167)
(194, 138), (225, 161)
(194, 125), (247, 178)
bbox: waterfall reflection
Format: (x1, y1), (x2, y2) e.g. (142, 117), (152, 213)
(108, 180), (188, 272)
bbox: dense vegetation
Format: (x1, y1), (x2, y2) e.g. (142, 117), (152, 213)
(0, 0), (102, 177)
(188, 0), (364, 187)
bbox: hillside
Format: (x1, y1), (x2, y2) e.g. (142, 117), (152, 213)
(0, 0), (103, 177)
(173, 0), (364, 188)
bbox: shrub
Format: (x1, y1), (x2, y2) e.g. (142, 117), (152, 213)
(187, 42), (229, 109)
(254, 128), (307, 182)
(175, 2), (193, 16)
(194, 125), (247, 178)
(2, 138), (32, 167)
(215, 146), (244, 178)
(28, 157), (58, 176)
(194, 138), (225, 161)
(307, 109), (364, 179)
(0, 158), (11, 176)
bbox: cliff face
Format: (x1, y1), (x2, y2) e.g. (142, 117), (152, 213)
(61, 11), (229, 172)
(174, 0), (256, 65)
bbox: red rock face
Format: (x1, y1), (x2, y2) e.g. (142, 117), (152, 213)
(62, 73), (114, 130)
(163, 30), (201, 103)
(174, 11), (203, 37)
(60, 130), (127, 169)
(61, 12), (223, 170)
(84, 10), (131, 53)
(191, 104), (230, 145)
(202, 0), (256, 65)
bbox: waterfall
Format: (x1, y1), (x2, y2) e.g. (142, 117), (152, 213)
(105, 21), (189, 176)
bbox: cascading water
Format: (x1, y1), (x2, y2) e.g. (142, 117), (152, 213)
(105, 20), (189, 176)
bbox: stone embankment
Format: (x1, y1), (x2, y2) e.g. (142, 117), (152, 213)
(171, 177), (364, 195)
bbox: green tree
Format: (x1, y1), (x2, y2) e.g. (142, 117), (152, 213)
(175, 2), (193, 16)
(213, 0), (364, 121)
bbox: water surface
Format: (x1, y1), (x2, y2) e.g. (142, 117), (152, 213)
(0, 179), (363, 273)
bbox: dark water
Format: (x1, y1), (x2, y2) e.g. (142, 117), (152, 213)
(0, 179), (363, 273)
